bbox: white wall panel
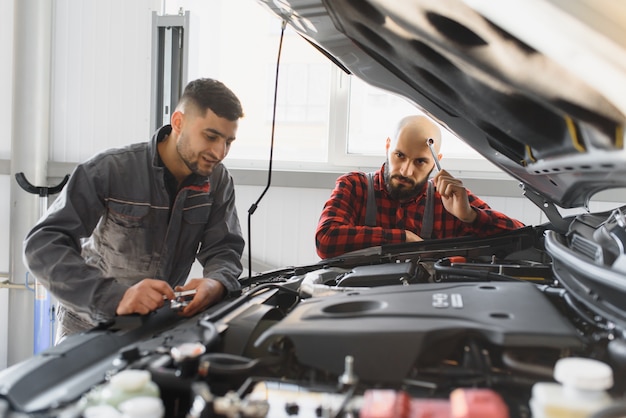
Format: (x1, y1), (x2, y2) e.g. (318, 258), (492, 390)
(234, 184), (327, 269)
(50, 0), (161, 163)
(0, 175), (11, 370)
(0, 0), (13, 159)
(0, 0), (14, 370)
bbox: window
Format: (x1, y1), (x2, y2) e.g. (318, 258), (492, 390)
(181, 1), (331, 165)
(171, 0), (488, 171)
(346, 77), (482, 160)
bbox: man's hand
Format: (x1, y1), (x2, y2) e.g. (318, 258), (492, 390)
(433, 169), (477, 223)
(405, 230), (424, 242)
(116, 279), (176, 316)
(174, 278), (226, 317)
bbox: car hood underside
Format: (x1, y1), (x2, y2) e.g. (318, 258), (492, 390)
(259, 0), (626, 208)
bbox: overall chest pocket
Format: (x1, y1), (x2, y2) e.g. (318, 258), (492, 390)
(98, 201), (156, 275)
(107, 201), (151, 228)
(182, 195), (213, 225)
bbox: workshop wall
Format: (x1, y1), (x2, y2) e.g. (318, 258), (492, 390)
(0, 0), (14, 370)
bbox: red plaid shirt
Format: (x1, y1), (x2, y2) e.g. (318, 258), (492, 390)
(315, 165), (525, 259)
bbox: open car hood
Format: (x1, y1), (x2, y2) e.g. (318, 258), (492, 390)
(259, 0), (626, 208)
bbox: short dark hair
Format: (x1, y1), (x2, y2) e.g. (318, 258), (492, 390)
(178, 78), (244, 121)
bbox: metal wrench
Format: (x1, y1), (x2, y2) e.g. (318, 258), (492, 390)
(163, 289), (197, 300)
(165, 289), (197, 311)
(427, 138), (441, 172)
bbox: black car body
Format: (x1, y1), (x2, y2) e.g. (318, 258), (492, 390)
(2, 1), (626, 417)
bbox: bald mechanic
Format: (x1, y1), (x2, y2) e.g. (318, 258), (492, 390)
(315, 115), (524, 259)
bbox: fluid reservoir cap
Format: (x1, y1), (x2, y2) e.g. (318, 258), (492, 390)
(171, 342), (206, 362)
(110, 370), (152, 392)
(554, 357), (614, 391)
(118, 396), (165, 418)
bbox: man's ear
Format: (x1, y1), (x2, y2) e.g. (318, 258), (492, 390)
(385, 137), (391, 152)
(171, 110), (184, 133)
(438, 153), (443, 162)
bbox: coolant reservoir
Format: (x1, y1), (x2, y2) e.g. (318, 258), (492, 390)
(98, 370), (161, 408)
(530, 357), (614, 418)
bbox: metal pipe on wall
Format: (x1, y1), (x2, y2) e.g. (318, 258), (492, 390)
(9, 0), (53, 366)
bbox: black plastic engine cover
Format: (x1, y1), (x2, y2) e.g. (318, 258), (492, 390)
(255, 281), (583, 383)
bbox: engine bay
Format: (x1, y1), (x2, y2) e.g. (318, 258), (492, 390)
(2, 209), (626, 417)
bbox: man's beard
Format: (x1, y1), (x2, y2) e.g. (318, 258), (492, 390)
(176, 132), (210, 177)
(383, 161), (431, 201)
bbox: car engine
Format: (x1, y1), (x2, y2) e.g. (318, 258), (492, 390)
(2, 209), (626, 418)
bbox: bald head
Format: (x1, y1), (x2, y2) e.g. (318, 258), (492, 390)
(384, 115), (443, 200)
(391, 115), (442, 153)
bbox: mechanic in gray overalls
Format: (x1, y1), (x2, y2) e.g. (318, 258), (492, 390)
(23, 78), (245, 343)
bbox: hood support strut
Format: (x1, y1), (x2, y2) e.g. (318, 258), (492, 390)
(522, 184), (572, 234)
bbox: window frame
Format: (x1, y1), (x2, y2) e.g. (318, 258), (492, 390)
(226, 67), (507, 180)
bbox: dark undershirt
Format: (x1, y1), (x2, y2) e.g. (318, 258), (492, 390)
(156, 151), (197, 220)
(156, 152), (177, 211)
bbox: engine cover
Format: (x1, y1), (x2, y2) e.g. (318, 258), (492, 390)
(256, 281), (583, 382)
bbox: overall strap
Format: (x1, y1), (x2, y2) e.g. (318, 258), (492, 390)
(366, 173), (434, 237)
(365, 172), (377, 227)
(420, 180), (435, 239)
